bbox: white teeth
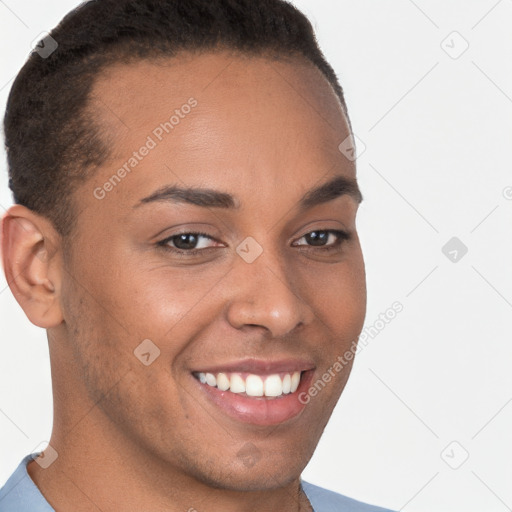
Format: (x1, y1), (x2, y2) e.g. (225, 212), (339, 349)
(264, 374), (283, 397)
(230, 374), (246, 393)
(205, 373), (216, 387)
(246, 375), (264, 396)
(196, 370), (302, 397)
(290, 371), (300, 393)
(282, 374), (291, 394)
(216, 372), (230, 391)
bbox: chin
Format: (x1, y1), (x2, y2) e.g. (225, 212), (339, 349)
(203, 468), (302, 493)
(188, 445), (313, 493)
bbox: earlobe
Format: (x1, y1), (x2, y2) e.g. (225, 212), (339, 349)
(1, 205), (64, 328)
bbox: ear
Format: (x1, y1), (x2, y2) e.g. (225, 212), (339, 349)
(1, 205), (64, 328)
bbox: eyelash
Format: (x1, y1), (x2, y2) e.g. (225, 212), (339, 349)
(156, 229), (351, 257)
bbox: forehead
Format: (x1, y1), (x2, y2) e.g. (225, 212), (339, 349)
(90, 50), (346, 123)
(83, 51), (355, 213)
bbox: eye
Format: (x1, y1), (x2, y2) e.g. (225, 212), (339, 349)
(293, 229), (351, 252)
(157, 231), (220, 256)
(157, 229), (351, 257)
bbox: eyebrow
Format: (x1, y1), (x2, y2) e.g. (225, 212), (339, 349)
(134, 175), (363, 211)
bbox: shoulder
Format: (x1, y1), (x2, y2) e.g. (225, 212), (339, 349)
(0, 454), (54, 512)
(301, 480), (396, 512)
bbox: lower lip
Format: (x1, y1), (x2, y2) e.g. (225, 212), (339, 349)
(193, 371), (314, 426)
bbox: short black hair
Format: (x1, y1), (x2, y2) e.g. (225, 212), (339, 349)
(4, 0), (350, 237)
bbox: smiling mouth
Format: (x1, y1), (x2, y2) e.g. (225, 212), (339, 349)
(192, 371), (302, 398)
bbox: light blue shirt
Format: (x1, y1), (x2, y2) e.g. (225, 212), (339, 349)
(0, 453), (396, 511)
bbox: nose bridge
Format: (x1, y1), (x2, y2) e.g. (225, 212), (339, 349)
(225, 236), (314, 337)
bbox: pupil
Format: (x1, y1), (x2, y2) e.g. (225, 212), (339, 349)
(174, 234), (198, 250)
(306, 231), (327, 246)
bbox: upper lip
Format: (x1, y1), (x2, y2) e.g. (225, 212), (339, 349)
(192, 358), (315, 374)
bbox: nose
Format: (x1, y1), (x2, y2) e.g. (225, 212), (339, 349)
(225, 246), (315, 338)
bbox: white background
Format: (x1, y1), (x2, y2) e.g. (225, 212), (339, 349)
(1, 1), (511, 511)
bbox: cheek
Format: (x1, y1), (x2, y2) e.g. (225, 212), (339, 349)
(60, 271), (191, 433)
(115, 267), (231, 355)
(298, 256), (366, 336)
(68, 253), (209, 340)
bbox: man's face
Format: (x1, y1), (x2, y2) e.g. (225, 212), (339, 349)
(55, 51), (366, 490)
